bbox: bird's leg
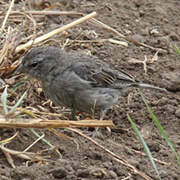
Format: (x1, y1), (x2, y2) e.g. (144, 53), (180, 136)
(95, 109), (106, 132)
(86, 109), (107, 138)
(100, 109), (107, 121)
(71, 108), (76, 120)
(71, 103), (76, 120)
(100, 109), (111, 133)
(91, 109), (110, 138)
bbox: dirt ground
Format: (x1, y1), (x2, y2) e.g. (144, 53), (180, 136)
(0, 0), (180, 179)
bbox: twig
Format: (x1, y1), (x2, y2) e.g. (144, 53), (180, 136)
(107, 139), (170, 166)
(0, 118), (114, 128)
(2, 148), (15, 168)
(71, 38), (128, 47)
(68, 128), (153, 180)
(1, 143), (48, 161)
(15, 11), (97, 53)
(23, 132), (45, 152)
(90, 18), (126, 39)
(90, 18), (167, 54)
(0, 27), (11, 65)
(30, 128), (54, 149)
(1, 0), (15, 31)
(128, 56), (148, 74)
(128, 50), (160, 74)
(0, 10), (83, 16)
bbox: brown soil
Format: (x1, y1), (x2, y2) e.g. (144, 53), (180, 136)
(0, 0), (180, 179)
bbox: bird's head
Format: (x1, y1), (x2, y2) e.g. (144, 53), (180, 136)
(15, 46), (61, 80)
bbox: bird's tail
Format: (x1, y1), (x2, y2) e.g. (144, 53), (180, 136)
(132, 83), (167, 92)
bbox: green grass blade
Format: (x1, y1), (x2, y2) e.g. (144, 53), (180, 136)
(30, 128), (55, 149)
(9, 91), (27, 114)
(1, 85), (8, 114)
(140, 92), (180, 167)
(24, 112), (55, 149)
(174, 44), (180, 57)
(127, 114), (161, 180)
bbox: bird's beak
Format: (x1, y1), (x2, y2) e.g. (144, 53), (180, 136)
(13, 63), (24, 75)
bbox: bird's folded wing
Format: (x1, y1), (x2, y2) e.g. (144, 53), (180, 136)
(68, 62), (135, 88)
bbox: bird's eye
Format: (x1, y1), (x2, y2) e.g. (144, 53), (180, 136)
(29, 62), (38, 68)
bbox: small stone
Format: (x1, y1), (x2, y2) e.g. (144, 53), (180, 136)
(169, 32), (179, 41)
(141, 124), (153, 139)
(159, 170), (168, 178)
(50, 167), (67, 178)
(90, 167), (107, 178)
(156, 36), (170, 48)
(162, 71), (180, 91)
(134, 0), (144, 7)
(165, 104), (175, 114)
(150, 29), (160, 36)
(109, 170), (118, 179)
(77, 169), (90, 178)
(131, 34), (145, 43)
(139, 10), (145, 17)
(102, 162), (113, 168)
(128, 159), (140, 169)
(90, 152), (102, 160)
(175, 108), (180, 118)
(148, 142), (160, 152)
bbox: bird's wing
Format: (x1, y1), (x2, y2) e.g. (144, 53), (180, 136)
(68, 62), (136, 88)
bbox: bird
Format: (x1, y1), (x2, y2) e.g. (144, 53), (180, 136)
(16, 46), (166, 121)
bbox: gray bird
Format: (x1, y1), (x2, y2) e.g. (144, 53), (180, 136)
(17, 46), (166, 120)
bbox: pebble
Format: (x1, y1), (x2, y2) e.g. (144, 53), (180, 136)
(165, 104), (175, 114)
(131, 34), (145, 43)
(169, 32), (179, 41)
(175, 108), (180, 118)
(109, 170), (118, 179)
(50, 167), (67, 178)
(162, 71), (180, 91)
(77, 169), (90, 178)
